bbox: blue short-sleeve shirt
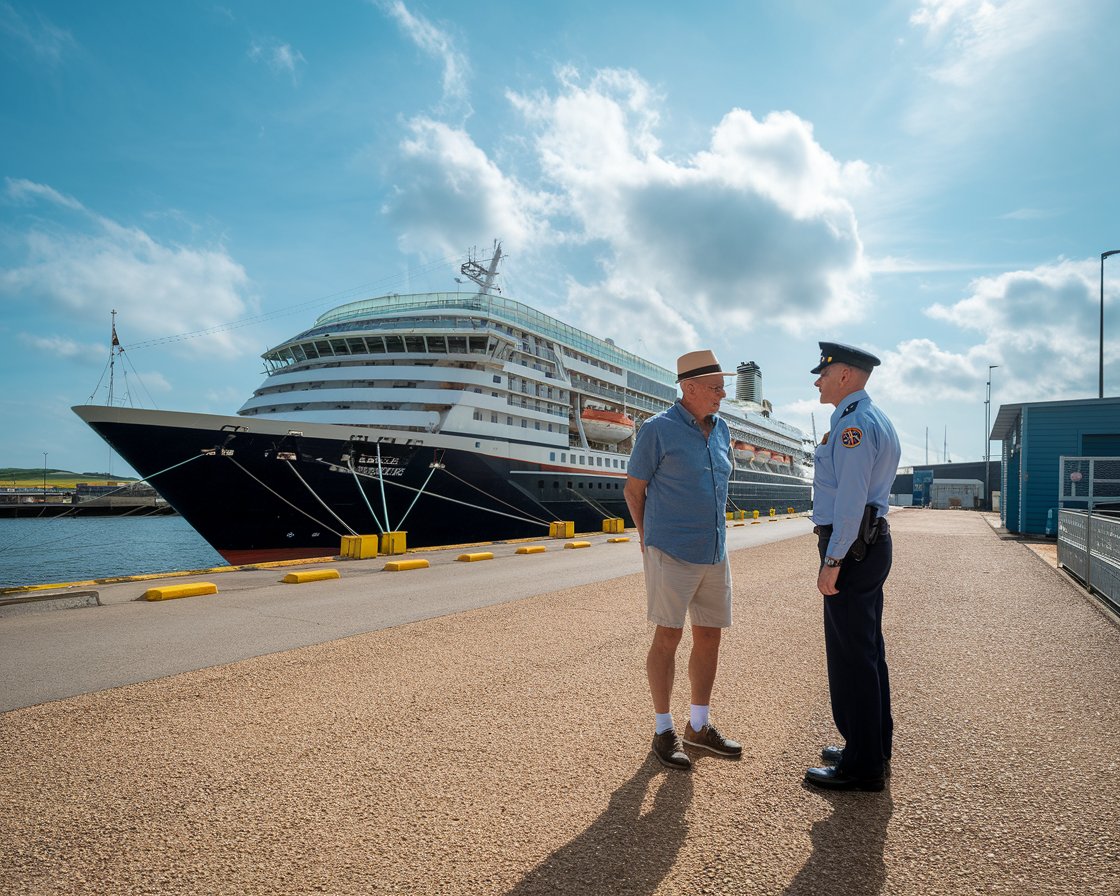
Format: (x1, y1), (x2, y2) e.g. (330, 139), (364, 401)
(811, 389), (901, 558)
(628, 400), (734, 564)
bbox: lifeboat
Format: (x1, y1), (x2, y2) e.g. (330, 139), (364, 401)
(733, 441), (756, 463)
(752, 449), (772, 465)
(581, 407), (635, 444)
(774, 453), (791, 470)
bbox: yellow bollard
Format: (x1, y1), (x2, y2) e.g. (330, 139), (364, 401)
(341, 534), (379, 559)
(550, 521), (575, 538)
(380, 531), (407, 555)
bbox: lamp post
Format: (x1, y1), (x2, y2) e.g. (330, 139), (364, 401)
(985, 365), (999, 510)
(42, 451), (48, 494)
(1102, 250), (1120, 399)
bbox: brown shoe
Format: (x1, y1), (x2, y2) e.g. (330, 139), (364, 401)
(652, 729), (692, 770)
(683, 722), (742, 758)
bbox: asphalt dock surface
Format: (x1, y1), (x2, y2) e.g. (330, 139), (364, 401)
(1, 510), (1117, 895)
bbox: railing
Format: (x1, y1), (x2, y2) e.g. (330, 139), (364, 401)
(1057, 510), (1120, 612)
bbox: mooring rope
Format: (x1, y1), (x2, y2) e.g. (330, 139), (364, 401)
(329, 461), (551, 529)
(436, 466), (555, 525)
(346, 456), (386, 534)
(284, 461), (359, 537)
(393, 464), (439, 531)
(228, 458), (345, 538)
(563, 486), (614, 520)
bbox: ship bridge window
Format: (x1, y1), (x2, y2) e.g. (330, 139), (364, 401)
(315, 340), (334, 356)
(385, 336), (404, 353)
(346, 338), (366, 353)
(448, 336), (467, 353)
(405, 336), (425, 353)
(330, 339), (350, 354)
(300, 344), (318, 359)
(367, 337), (386, 353)
(427, 336), (447, 353)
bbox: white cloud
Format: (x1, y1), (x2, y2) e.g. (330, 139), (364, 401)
(18, 333), (105, 365)
(385, 68), (872, 358)
(248, 37), (305, 84)
(865, 258), (1112, 408)
(379, 0), (470, 112)
(0, 179), (258, 358)
(905, 0), (1084, 136)
(384, 118), (546, 260)
(0, 2), (75, 66)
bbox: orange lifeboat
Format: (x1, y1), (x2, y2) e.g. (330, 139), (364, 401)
(752, 449), (772, 465)
(733, 441), (756, 463)
(581, 407), (635, 444)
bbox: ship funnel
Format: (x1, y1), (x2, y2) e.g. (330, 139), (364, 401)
(736, 361), (762, 404)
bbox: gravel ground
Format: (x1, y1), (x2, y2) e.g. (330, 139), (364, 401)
(1, 509), (1117, 895)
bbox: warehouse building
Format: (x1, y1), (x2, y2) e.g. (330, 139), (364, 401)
(990, 396), (1120, 535)
(891, 461), (1001, 509)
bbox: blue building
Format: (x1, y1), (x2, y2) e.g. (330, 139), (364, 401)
(990, 397), (1120, 534)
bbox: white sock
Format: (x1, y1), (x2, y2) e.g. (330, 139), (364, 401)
(654, 712), (674, 735)
(690, 704), (710, 731)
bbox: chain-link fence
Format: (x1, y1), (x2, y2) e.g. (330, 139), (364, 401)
(1056, 457), (1120, 610)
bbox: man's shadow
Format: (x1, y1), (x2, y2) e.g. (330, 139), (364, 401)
(781, 786), (893, 896)
(506, 759), (693, 896)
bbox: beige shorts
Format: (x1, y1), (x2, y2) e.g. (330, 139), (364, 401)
(643, 545), (733, 629)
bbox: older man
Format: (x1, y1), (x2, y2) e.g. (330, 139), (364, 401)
(624, 349), (743, 771)
(804, 342), (901, 792)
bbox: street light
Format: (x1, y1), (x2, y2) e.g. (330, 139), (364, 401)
(985, 365), (999, 510)
(1102, 250), (1120, 399)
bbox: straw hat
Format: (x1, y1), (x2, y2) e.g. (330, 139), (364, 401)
(676, 349), (736, 383)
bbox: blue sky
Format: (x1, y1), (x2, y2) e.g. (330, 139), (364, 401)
(1, 0), (1118, 477)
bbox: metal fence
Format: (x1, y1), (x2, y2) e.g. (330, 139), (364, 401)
(1057, 510), (1120, 609)
(1056, 457), (1120, 610)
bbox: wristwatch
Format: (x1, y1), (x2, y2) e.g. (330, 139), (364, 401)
(823, 556), (843, 568)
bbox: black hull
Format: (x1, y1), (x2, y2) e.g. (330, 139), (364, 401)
(74, 408), (811, 563)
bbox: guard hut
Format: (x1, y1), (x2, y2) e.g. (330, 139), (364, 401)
(990, 396), (1120, 535)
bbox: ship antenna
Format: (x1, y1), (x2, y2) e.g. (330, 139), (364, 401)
(459, 240), (503, 297)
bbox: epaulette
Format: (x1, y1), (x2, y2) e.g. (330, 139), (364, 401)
(840, 400), (860, 418)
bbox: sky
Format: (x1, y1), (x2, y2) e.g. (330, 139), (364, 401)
(1, 0), (1118, 478)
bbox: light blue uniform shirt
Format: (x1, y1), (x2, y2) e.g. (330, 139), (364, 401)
(628, 400), (734, 565)
(811, 389), (901, 559)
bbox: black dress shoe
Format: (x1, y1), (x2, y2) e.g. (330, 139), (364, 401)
(804, 765), (885, 792)
(820, 745), (892, 777)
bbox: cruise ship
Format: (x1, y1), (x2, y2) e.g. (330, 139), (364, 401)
(73, 244), (812, 564)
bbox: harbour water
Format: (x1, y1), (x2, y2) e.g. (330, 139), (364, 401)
(0, 516), (225, 590)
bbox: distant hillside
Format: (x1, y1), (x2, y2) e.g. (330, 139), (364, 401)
(0, 468), (138, 487)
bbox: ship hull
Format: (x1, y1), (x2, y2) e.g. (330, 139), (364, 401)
(73, 405), (811, 563)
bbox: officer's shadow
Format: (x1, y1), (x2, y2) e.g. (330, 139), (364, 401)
(505, 759), (693, 896)
(781, 786), (893, 896)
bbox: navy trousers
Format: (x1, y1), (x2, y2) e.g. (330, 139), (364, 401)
(818, 532), (894, 777)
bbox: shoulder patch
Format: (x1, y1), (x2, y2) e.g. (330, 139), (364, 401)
(840, 427), (863, 448)
(840, 400), (860, 418)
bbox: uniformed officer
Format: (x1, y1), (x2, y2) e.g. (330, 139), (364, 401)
(804, 342), (901, 791)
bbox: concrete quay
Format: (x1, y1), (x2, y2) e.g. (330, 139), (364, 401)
(1, 510), (1117, 895)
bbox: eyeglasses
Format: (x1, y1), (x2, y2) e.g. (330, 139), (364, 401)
(695, 382), (726, 395)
